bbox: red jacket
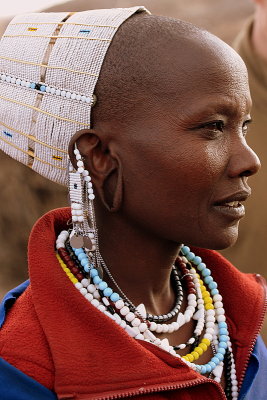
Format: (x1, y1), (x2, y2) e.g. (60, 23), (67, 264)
(0, 208), (266, 400)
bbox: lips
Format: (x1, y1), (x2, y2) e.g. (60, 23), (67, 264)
(212, 190), (251, 220)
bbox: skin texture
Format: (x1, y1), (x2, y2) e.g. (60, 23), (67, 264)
(69, 15), (260, 363)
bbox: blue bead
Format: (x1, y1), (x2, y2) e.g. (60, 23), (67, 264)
(74, 248), (83, 255)
(40, 85), (46, 92)
(202, 268), (211, 277)
(201, 365), (207, 374)
(208, 281), (217, 290)
(78, 253), (87, 261)
(216, 353), (224, 361)
(204, 276), (213, 284)
(84, 265), (89, 273)
(205, 364), (212, 373)
(211, 356), (220, 365)
(217, 347), (226, 355)
(181, 246), (190, 255)
(193, 256), (202, 265)
(110, 292), (120, 302)
(186, 252), (195, 261)
(220, 335), (229, 342)
(98, 281), (108, 291)
(211, 288), (219, 295)
(197, 262), (206, 271)
(219, 328), (228, 335)
(81, 259), (88, 267)
(219, 341), (227, 349)
(90, 268), (98, 278)
(30, 82), (36, 89)
(103, 287), (113, 297)
(208, 361), (216, 370)
(218, 322), (227, 329)
(93, 276), (101, 285)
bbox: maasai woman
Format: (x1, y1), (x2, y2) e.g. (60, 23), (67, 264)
(0, 6), (266, 400)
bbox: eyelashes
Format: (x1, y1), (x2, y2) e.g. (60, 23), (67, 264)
(195, 119), (252, 137)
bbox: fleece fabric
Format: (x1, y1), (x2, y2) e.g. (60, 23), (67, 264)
(0, 208), (266, 400)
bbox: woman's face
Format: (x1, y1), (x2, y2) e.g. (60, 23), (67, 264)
(115, 43), (260, 250)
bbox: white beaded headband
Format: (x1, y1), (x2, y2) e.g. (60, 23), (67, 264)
(0, 6), (148, 186)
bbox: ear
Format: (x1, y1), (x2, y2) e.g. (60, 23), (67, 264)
(68, 129), (123, 212)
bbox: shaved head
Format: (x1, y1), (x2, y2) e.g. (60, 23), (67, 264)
(92, 14), (245, 130)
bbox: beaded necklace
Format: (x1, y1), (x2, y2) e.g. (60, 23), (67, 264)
(56, 230), (239, 399)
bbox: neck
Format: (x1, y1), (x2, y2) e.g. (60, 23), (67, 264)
(251, 7), (267, 63)
(96, 210), (182, 316)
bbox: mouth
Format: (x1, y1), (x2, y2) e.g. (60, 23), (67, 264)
(212, 191), (250, 220)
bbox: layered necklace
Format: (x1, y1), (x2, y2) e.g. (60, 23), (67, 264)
(56, 231), (238, 400)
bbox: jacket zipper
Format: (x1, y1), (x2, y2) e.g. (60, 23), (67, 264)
(238, 273), (267, 395)
(60, 377), (227, 400)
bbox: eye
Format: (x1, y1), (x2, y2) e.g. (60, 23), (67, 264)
(197, 120), (225, 133)
(242, 119), (252, 136)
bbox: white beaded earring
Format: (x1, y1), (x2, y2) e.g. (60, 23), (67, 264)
(68, 146), (97, 252)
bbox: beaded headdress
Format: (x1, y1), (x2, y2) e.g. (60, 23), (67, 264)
(0, 6), (148, 186)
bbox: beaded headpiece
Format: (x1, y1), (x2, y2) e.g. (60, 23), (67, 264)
(0, 6), (148, 186)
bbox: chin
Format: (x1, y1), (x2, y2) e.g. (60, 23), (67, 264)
(187, 226), (239, 251)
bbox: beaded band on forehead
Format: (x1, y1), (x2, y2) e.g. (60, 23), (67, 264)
(0, 6), (148, 186)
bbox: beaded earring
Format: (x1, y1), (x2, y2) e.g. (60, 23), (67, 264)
(68, 146), (97, 252)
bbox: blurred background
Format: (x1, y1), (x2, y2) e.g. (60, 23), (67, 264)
(1, 0), (266, 339)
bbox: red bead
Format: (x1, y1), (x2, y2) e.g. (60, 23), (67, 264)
(70, 266), (79, 274)
(58, 248), (68, 257)
(76, 273), (84, 281)
(67, 261), (76, 268)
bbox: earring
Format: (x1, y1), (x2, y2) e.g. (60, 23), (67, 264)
(68, 146), (96, 251)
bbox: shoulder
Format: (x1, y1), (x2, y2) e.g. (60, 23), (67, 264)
(0, 282), (55, 391)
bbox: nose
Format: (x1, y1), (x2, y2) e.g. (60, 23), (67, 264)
(228, 139), (261, 178)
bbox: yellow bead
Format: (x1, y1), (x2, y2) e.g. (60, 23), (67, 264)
(187, 354), (194, 362)
(182, 356), (189, 361)
(204, 297), (213, 304)
(202, 291), (210, 298)
(201, 338), (211, 346)
(191, 351), (199, 360)
(71, 278), (78, 284)
(199, 343), (208, 351)
(205, 303), (214, 310)
(63, 267), (70, 273)
(195, 346), (204, 355)
(199, 279), (204, 286)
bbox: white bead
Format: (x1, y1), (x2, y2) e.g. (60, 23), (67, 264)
(206, 315), (215, 322)
(149, 321), (157, 331)
(71, 93), (77, 100)
(160, 338), (170, 351)
(86, 96), (91, 103)
(120, 320), (127, 329)
(75, 282), (83, 289)
(162, 324), (169, 333)
(115, 299), (124, 309)
(21, 80), (26, 86)
(136, 303), (147, 319)
(139, 322), (148, 333)
(76, 209), (83, 216)
(74, 149), (79, 155)
(120, 306), (130, 316)
(204, 333), (213, 341)
(171, 322), (179, 330)
(131, 318), (141, 327)
(177, 313), (185, 327)
(91, 299), (99, 307)
(72, 216), (78, 222)
(125, 325), (137, 338)
(1, 74), (6, 80)
(89, 194), (95, 200)
(76, 94), (81, 101)
(206, 309), (215, 316)
(84, 176), (91, 182)
(102, 297), (110, 306)
(125, 312), (135, 322)
(75, 154), (82, 161)
(206, 327), (214, 334)
(81, 278), (90, 287)
(6, 76), (11, 83)
(155, 324), (163, 333)
(16, 78), (21, 85)
(87, 182), (93, 188)
(10, 77), (16, 84)
(56, 89), (61, 96)
(93, 290), (100, 299)
(79, 288), (87, 296)
(56, 242), (64, 249)
(77, 216), (84, 222)
(179, 343), (186, 350)
(135, 334), (144, 340)
(206, 322), (215, 328)
(216, 307), (225, 315)
(46, 86), (51, 93)
(81, 95), (86, 102)
(214, 301), (223, 309)
(98, 305), (106, 312)
(61, 90), (66, 97)
(188, 300), (197, 307)
(213, 294), (222, 302)
(87, 284), (95, 293)
(167, 324), (174, 333)
(66, 91), (71, 98)
(77, 160), (84, 167)
(88, 188), (94, 194)
(78, 167), (84, 173)
(194, 328), (202, 335)
(89, 232), (95, 239)
(85, 293), (93, 302)
(82, 170), (89, 176)
(50, 87), (56, 94)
